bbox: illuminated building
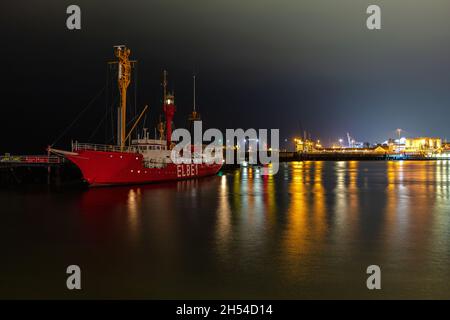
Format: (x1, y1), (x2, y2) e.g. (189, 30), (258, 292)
(404, 137), (442, 153)
(293, 133), (447, 157)
(440, 142), (450, 151)
(384, 137), (406, 153)
(294, 138), (322, 153)
(319, 145), (389, 154)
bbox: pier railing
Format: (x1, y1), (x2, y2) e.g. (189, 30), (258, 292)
(72, 142), (137, 153)
(0, 155), (63, 164)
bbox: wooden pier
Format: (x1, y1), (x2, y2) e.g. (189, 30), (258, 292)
(0, 155), (81, 186)
(0, 155), (63, 167)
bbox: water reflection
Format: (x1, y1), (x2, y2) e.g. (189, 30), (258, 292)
(42, 161), (450, 298)
(127, 188), (141, 243)
(263, 172), (276, 229)
(312, 161), (326, 240)
(333, 161), (360, 246)
(432, 161), (450, 274)
(384, 161), (410, 246)
(213, 161), (450, 295)
(216, 175), (231, 259)
(283, 161), (310, 278)
(277, 162), (324, 279)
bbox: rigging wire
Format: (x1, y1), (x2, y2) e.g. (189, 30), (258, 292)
(51, 60), (144, 147)
(88, 105), (114, 142)
(104, 109), (143, 144)
(109, 63), (117, 144)
(51, 85), (106, 147)
(134, 62), (138, 126)
(105, 63), (109, 142)
(91, 92), (119, 142)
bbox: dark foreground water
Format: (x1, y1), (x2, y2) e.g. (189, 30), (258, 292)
(1, 161), (450, 299)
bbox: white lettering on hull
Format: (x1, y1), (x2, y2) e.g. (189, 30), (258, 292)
(176, 164), (199, 178)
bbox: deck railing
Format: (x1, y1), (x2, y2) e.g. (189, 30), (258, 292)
(72, 142), (137, 153)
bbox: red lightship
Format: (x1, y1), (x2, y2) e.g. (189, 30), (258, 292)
(50, 46), (222, 186)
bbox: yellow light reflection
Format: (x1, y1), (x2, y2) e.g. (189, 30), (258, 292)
(216, 175), (232, 252)
(312, 161), (326, 237)
(384, 161), (437, 256)
(283, 161), (308, 274)
(282, 161), (327, 279)
(127, 188), (141, 243)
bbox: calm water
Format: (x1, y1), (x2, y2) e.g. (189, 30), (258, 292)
(1, 161), (450, 299)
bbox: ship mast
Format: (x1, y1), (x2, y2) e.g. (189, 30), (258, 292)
(157, 71), (169, 142)
(157, 114), (165, 140)
(114, 45), (132, 149)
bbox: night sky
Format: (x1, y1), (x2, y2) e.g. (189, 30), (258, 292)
(2, 0), (450, 153)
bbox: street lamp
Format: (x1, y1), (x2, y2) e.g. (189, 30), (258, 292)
(396, 128), (403, 152)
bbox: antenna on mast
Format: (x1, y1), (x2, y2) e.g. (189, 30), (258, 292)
(193, 74), (196, 112)
(163, 70), (168, 103)
(188, 73), (201, 122)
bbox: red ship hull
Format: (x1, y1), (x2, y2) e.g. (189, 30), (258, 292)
(66, 150), (222, 186)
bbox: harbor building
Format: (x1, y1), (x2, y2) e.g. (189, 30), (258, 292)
(404, 137), (442, 153)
